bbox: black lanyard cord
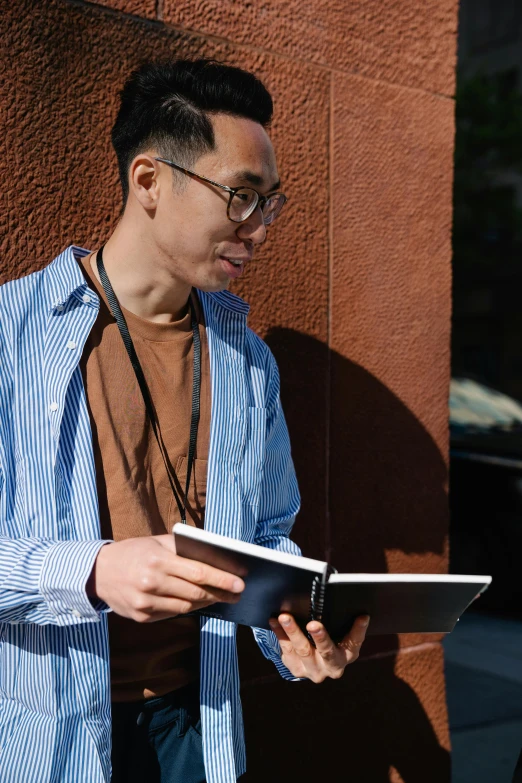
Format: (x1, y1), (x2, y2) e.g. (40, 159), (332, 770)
(96, 245), (201, 524)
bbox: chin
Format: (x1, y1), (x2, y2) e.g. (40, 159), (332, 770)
(197, 277), (231, 293)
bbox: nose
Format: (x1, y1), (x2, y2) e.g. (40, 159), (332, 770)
(236, 205), (267, 246)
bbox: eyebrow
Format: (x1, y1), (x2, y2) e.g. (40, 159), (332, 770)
(233, 169), (281, 192)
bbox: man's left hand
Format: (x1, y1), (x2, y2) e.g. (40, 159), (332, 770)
(269, 614), (370, 683)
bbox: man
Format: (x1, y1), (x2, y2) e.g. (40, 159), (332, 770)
(0, 59), (368, 783)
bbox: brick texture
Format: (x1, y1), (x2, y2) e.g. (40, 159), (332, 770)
(328, 72), (453, 657)
(163, 0), (458, 96)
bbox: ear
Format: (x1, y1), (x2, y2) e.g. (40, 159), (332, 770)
(128, 154), (160, 210)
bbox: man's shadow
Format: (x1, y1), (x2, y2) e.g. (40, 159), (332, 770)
(238, 328), (451, 782)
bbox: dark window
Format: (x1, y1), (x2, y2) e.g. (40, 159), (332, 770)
(469, 0), (521, 53)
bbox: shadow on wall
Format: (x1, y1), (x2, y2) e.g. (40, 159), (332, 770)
(239, 328), (450, 783)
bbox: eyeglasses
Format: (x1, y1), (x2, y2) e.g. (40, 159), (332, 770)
(154, 157), (287, 225)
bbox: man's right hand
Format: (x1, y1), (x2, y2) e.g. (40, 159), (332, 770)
(87, 534), (244, 623)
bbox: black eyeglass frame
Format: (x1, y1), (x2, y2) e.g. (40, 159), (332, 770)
(154, 157), (287, 225)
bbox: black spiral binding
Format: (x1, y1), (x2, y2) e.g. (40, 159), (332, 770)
(309, 576), (325, 625)
(308, 565), (338, 644)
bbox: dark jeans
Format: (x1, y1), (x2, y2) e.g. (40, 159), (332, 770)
(111, 682), (205, 783)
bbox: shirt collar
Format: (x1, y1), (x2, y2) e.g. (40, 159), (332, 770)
(204, 290), (250, 316)
(46, 245), (92, 313)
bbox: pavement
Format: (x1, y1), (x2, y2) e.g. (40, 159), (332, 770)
(443, 612), (522, 783)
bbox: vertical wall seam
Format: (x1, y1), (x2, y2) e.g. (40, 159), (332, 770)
(325, 70), (334, 563)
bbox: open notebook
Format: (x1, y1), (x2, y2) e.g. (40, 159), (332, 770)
(173, 524), (491, 640)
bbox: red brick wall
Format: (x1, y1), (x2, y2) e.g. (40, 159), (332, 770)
(0, 1), (457, 779)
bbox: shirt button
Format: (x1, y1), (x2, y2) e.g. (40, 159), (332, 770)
(82, 294), (91, 304)
(71, 609), (82, 618)
(49, 402), (58, 412)
(55, 304), (64, 312)
(66, 340), (76, 350)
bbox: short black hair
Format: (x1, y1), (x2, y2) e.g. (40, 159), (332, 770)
(111, 59), (273, 202)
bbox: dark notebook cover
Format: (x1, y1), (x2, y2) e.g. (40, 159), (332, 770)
(174, 524), (328, 631)
(323, 576), (489, 638)
(173, 524), (491, 639)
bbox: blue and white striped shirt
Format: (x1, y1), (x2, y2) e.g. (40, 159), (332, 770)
(0, 246), (301, 783)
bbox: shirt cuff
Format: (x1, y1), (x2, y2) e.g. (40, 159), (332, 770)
(39, 539), (111, 625)
(252, 627), (306, 681)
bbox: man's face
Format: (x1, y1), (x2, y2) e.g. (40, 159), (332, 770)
(149, 113), (282, 292)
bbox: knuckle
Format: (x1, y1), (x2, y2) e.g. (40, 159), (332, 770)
(132, 610), (152, 623)
(188, 585), (208, 602)
(321, 646), (337, 661)
(190, 565), (206, 585)
(339, 638), (363, 655)
(146, 552), (161, 570)
(139, 573), (157, 592)
(176, 600), (193, 615)
(133, 595), (153, 613)
(296, 646), (314, 659)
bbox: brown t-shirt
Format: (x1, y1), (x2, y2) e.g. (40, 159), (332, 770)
(79, 255), (211, 702)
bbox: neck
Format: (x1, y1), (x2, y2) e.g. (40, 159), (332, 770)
(89, 217), (192, 324)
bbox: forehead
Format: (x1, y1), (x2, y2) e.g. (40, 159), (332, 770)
(206, 113), (278, 183)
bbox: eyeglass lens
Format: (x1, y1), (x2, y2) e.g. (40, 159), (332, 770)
(229, 189), (286, 225)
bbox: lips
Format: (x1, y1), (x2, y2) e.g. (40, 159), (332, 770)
(218, 255), (251, 279)
(220, 254), (252, 264)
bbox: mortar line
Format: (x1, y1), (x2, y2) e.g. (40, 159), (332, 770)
(162, 16), (456, 102)
(63, 0), (455, 101)
(65, 0), (164, 29)
(324, 70), (334, 564)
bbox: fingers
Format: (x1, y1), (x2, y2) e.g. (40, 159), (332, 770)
(306, 622), (340, 662)
(336, 615), (370, 660)
(93, 537), (245, 623)
(270, 613), (370, 683)
(270, 615), (342, 683)
(157, 551), (245, 597)
(125, 592), (236, 623)
(124, 593), (189, 622)
(272, 614), (315, 658)
(146, 573), (243, 606)
(269, 616), (300, 656)
(121, 573), (243, 623)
